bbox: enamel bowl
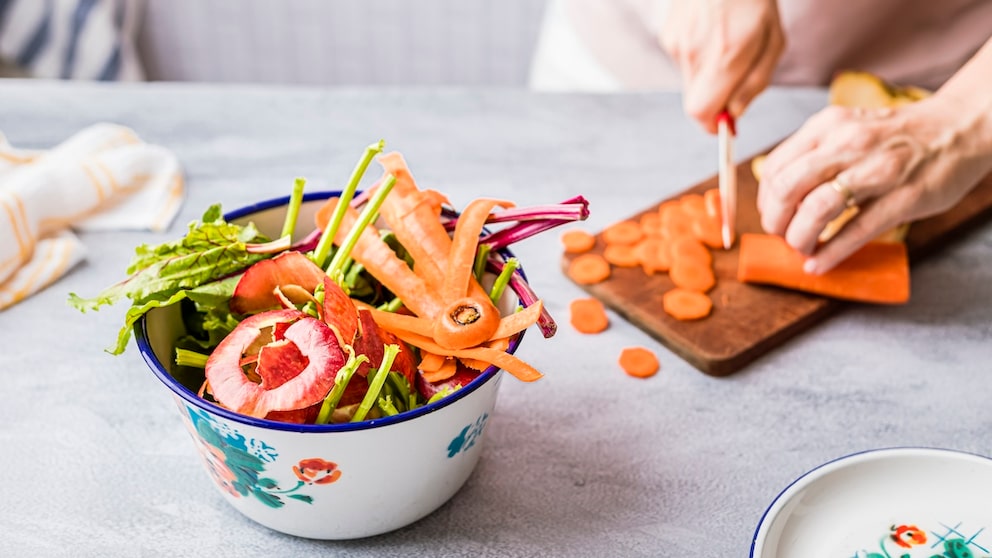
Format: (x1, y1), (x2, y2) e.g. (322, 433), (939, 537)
(136, 191), (527, 539)
(751, 447), (992, 558)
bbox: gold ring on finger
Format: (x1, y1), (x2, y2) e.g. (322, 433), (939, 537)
(829, 176), (858, 209)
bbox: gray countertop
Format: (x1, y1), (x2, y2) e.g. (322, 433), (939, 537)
(2, 80), (991, 557)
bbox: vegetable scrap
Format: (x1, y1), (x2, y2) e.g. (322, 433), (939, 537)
(618, 346), (660, 378)
(568, 298), (609, 334)
(70, 140), (591, 424)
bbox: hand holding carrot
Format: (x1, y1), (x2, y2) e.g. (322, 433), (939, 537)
(660, 0), (785, 133)
(757, 38), (992, 274)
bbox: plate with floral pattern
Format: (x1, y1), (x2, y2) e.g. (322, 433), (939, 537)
(751, 447), (992, 558)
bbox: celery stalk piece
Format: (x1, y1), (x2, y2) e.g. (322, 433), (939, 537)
(326, 174), (396, 283)
(488, 257), (518, 306)
(473, 244), (491, 284)
(351, 344), (400, 423)
(279, 177), (307, 240)
(315, 348), (369, 424)
(312, 140), (385, 269)
(175, 348), (209, 368)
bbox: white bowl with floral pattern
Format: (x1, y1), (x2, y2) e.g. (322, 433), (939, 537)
(136, 192), (527, 539)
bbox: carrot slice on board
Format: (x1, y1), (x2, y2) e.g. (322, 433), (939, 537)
(691, 214), (724, 249)
(663, 288), (713, 321)
(636, 237), (671, 275)
(569, 298), (609, 334)
(603, 243), (640, 267)
(618, 347), (660, 378)
(567, 253), (611, 285)
(737, 233), (910, 304)
(561, 229), (596, 254)
(639, 212), (663, 237)
(679, 193), (707, 220)
(703, 188), (722, 220)
(670, 260), (716, 293)
(670, 236), (713, 267)
(602, 220), (644, 245)
(659, 203), (694, 239)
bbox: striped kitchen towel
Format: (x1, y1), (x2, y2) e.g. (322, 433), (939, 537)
(0, 0), (144, 80)
(0, 123), (184, 309)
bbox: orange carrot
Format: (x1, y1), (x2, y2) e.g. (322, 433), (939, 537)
(636, 237), (671, 275)
(389, 329), (542, 382)
(602, 220), (644, 245)
(703, 188), (722, 220)
(691, 214), (724, 249)
(737, 233), (910, 304)
(679, 193), (707, 220)
(314, 198), (442, 318)
(422, 357), (458, 383)
(639, 212), (663, 237)
(670, 236), (713, 267)
(670, 261), (716, 293)
(603, 243), (640, 267)
(569, 298), (609, 334)
(663, 288), (713, 320)
(618, 347), (660, 378)
(460, 336), (511, 370)
(659, 202), (694, 239)
(419, 352), (447, 373)
(561, 229), (596, 254)
(567, 253), (611, 285)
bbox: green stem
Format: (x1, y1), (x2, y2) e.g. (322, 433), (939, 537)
(312, 140), (385, 268)
(377, 397), (399, 416)
(489, 257), (518, 306)
(376, 296), (404, 313)
(351, 344), (399, 422)
(326, 174), (396, 283)
(473, 244), (491, 284)
(175, 348), (209, 368)
(315, 348), (368, 424)
(280, 177), (306, 240)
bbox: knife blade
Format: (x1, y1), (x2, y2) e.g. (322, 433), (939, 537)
(717, 110), (737, 250)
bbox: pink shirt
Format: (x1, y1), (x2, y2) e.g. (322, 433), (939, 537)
(565, 0), (992, 91)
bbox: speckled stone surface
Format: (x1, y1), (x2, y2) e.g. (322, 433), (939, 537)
(2, 80), (991, 557)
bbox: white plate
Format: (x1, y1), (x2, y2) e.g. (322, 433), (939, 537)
(751, 447), (992, 558)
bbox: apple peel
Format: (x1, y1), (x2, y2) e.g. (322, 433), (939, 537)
(205, 308), (347, 418)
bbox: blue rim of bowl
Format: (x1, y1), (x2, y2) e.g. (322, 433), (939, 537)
(749, 446), (992, 557)
(135, 190), (527, 433)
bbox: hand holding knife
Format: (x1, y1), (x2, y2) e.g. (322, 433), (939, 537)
(717, 110), (737, 250)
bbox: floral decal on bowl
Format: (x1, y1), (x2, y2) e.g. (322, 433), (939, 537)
(181, 404), (341, 508)
(851, 521), (990, 558)
(447, 412), (489, 458)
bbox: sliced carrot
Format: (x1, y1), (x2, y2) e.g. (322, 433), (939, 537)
(670, 236), (713, 267)
(460, 336), (511, 370)
(636, 237), (671, 275)
(691, 214), (724, 249)
(489, 301), (544, 340)
(663, 288), (713, 321)
(703, 188), (722, 220)
(569, 298), (609, 334)
(567, 253), (611, 285)
(639, 212), (663, 237)
(561, 229), (596, 254)
(670, 261), (716, 292)
(603, 243), (640, 267)
(737, 233), (910, 304)
(618, 347), (659, 378)
(679, 193), (707, 220)
(602, 220), (644, 245)
(659, 202), (694, 239)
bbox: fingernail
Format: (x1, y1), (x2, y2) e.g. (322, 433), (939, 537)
(803, 258), (820, 275)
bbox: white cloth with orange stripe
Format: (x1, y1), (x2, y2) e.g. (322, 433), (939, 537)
(0, 123), (184, 310)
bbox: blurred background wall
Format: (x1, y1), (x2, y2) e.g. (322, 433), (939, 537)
(136, 0), (548, 86)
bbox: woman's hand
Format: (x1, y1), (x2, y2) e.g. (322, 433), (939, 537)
(660, 0), (785, 133)
(757, 96), (992, 274)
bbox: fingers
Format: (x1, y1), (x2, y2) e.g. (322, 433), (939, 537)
(759, 146), (852, 237)
(683, 33), (765, 134)
(726, 22), (786, 119)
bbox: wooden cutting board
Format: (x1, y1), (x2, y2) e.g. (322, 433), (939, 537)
(562, 156), (992, 376)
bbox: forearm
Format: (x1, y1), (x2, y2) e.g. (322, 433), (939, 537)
(931, 37), (992, 166)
